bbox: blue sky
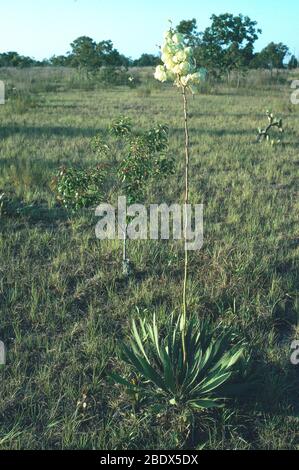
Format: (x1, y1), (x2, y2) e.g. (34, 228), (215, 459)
(0, 0), (298, 60)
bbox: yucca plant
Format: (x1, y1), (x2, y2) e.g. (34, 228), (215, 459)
(111, 314), (245, 410)
(111, 27), (248, 411)
(154, 26), (207, 361)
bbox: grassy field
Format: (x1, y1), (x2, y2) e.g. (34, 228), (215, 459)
(0, 68), (298, 449)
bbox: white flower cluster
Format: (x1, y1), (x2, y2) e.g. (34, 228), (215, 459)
(154, 29), (206, 92)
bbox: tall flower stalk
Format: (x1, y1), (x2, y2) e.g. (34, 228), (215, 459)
(154, 28), (206, 362)
(182, 85), (189, 362)
(111, 29), (246, 413)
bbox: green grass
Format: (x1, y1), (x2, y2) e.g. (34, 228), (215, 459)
(0, 69), (298, 449)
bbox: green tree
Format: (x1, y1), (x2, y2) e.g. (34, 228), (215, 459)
(200, 13), (261, 79)
(70, 36), (99, 69)
(98, 41), (130, 67)
(253, 42), (289, 70)
(70, 36), (130, 68)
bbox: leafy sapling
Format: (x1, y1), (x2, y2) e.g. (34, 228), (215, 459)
(257, 110), (283, 145)
(90, 118), (174, 276)
(108, 119), (174, 275)
(53, 117), (174, 276)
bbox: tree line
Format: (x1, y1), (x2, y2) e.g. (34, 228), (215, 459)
(0, 37), (160, 69)
(0, 13), (297, 74)
(177, 15), (297, 78)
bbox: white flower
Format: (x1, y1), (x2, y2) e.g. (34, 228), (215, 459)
(155, 28), (206, 91)
(154, 65), (167, 82)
